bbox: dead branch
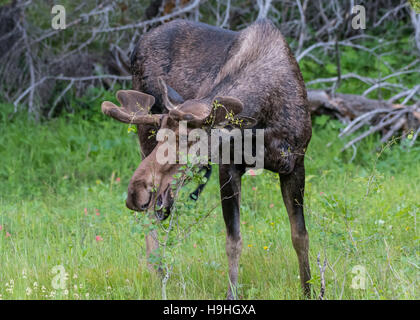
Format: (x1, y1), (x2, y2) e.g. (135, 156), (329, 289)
(341, 109), (410, 151)
(98, 0), (201, 33)
(48, 80), (75, 119)
(257, 0), (273, 20)
(317, 253), (327, 300)
(410, 9), (420, 54)
(219, 0), (231, 28)
(373, 2), (409, 27)
(308, 90), (420, 149)
(295, 0), (309, 57)
(1, 0), (418, 143)
(13, 75), (131, 107)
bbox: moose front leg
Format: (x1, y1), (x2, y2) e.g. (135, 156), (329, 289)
(279, 159), (311, 298)
(219, 164), (244, 300)
(145, 228), (160, 272)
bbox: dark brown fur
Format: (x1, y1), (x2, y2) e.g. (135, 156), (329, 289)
(131, 19), (311, 171)
(106, 19), (312, 298)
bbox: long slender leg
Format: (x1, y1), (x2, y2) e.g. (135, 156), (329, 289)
(279, 158), (311, 298)
(219, 164), (244, 300)
(145, 228), (161, 273)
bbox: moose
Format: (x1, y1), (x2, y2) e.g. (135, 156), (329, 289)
(101, 18), (312, 299)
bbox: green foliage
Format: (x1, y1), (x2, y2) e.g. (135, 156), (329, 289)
(300, 34), (419, 103)
(0, 100), (140, 200)
(409, 0), (420, 13)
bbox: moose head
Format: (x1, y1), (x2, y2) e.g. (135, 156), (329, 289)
(101, 78), (254, 220)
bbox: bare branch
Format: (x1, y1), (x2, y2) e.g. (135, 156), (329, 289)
(295, 0), (309, 57)
(98, 0), (201, 33)
(317, 253), (327, 300)
(48, 80), (75, 119)
(13, 75), (130, 107)
(220, 0), (231, 28)
(410, 9), (420, 54)
(341, 109), (410, 151)
(257, 0), (273, 20)
(373, 2), (409, 27)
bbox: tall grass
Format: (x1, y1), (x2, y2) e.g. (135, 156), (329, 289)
(0, 101), (418, 300)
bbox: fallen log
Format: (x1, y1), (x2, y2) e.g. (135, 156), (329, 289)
(307, 90), (420, 149)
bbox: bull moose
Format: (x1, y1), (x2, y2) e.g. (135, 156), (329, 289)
(101, 18), (312, 299)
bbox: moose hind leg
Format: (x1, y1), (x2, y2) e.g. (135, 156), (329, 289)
(219, 164), (243, 300)
(279, 159), (311, 298)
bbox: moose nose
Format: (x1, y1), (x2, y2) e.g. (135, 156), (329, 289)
(126, 189), (152, 212)
(126, 190), (139, 211)
(139, 203), (149, 211)
(126, 197), (137, 211)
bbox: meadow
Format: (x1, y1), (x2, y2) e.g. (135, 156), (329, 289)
(0, 96), (418, 300)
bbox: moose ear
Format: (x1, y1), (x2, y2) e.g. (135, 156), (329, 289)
(210, 96), (257, 128)
(207, 96), (243, 124)
(166, 96), (255, 129)
(158, 77), (184, 110)
(166, 83), (184, 105)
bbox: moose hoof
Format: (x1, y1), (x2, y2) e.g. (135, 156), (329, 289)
(226, 290), (237, 300)
(303, 285), (311, 300)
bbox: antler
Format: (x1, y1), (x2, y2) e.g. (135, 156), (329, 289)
(158, 77), (178, 111)
(101, 90), (162, 126)
(167, 96), (256, 128)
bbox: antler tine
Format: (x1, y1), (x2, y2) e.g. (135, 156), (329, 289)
(158, 77), (177, 111)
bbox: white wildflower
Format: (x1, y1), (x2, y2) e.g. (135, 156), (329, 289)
(376, 219), (385, 225)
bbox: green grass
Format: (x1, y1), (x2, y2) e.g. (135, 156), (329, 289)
(0, 102), (419, 300)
